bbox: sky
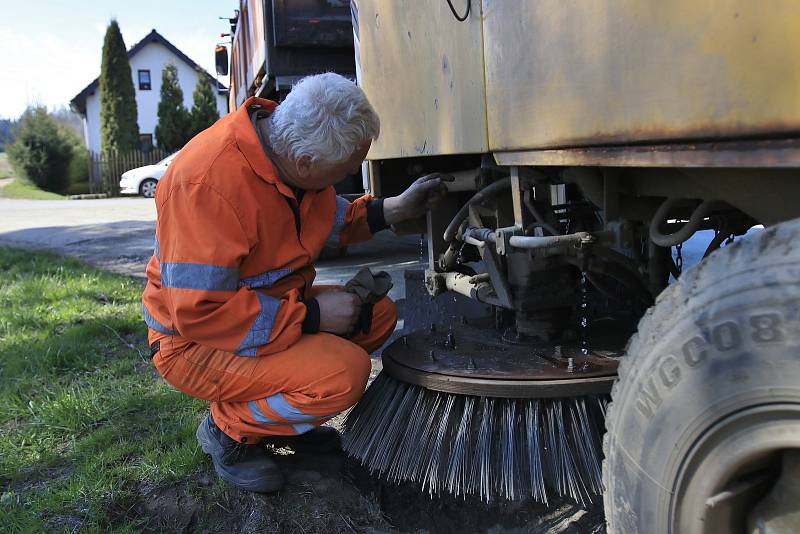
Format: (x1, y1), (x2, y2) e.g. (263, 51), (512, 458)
(0, 0), (237, 119)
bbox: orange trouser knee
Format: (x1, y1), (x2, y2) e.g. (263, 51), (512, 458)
(152, 290), (397, 442)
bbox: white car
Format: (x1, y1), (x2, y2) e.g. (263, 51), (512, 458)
(119, 152), (177, 198)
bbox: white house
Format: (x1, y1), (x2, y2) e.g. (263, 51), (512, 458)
(71, 29), (228, 155)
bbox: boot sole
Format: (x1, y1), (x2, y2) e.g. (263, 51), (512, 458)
(196, 418), (285, 493)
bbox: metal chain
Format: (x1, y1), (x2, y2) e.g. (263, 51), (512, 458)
(675, 242), (683, 274)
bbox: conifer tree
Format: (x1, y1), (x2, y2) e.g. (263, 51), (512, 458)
(155, 64), (191, 152)
(189, 74), (220, 138)
(7, 107), (73, 193)
(99, 20), (139, 155)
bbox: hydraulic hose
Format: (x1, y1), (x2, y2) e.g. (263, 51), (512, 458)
(462, 227), (496, 246)
(649, 199), (726, 247)
(509, 232), (593, 250)
(462, 227), (593, 251)
(442, 177), (511, 243)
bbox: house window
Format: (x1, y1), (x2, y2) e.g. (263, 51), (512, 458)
(138, 70), (151, 90)
(139, 134), (153, 152)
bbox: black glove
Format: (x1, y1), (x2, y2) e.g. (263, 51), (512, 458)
(344, 268), (393, 336)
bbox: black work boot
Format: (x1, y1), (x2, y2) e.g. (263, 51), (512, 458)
(196, 413), (285, 493)
(261, 426), (342, 454)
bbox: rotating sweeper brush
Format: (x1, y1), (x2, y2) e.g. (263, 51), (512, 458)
(342, 321), (621, 505)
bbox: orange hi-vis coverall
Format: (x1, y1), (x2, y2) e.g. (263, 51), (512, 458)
(142, 97), (397, 443)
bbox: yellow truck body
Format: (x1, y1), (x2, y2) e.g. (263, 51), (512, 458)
(355, 1), (800, 166)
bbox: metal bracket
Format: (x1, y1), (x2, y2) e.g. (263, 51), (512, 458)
(493, 225), (523, 256)
(469, 207), (514, 308)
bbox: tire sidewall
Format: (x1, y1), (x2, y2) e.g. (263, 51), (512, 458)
(605, 222), (800, 533)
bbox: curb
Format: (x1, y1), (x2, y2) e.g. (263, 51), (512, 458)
(67, 193), (109, 200)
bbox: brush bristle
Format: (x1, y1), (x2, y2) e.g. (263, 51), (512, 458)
(342, 372), (608, 505)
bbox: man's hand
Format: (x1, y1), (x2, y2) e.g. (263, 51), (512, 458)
(317, 290), (362, 335)
(383, 173), (454, 226)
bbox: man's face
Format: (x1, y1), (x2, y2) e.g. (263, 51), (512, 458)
(293, 140), (371, 191)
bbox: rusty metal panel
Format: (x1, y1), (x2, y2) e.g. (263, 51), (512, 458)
(483, 1), (800, 151)
(494, 139), (800, 168)
(356, 0), (488, 160)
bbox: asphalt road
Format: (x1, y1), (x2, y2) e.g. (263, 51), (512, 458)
(0, 197), (425, 303)
(0, 196), (761, 303)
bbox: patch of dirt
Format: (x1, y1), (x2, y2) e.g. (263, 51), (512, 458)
(6, 462), (74, 494)
(117, 446), (604, 534)
(124, 451), (390, 533)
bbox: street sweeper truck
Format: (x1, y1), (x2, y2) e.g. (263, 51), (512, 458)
(224, 1), (800, 531)
(340, 1), (800, 533)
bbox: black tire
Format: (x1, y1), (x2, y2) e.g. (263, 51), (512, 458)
(604, 218), (800, 533)
(139, 178), (158, 198)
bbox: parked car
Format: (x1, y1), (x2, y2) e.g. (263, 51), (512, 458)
(119, 152), (177, 198)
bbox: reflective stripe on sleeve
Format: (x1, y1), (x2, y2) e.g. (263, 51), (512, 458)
(235, 292), (281, 356)
(238, 267), (294, 289)
(327, 195), (350, 244)
(160, 262), (240, 291)
(142, 302), (177, 335)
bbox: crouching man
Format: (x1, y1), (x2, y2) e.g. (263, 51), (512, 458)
(141, 73), (449, 493)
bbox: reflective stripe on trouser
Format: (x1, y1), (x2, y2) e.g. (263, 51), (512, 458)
(151, 286), (397, 442)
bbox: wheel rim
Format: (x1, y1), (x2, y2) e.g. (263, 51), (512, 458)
(672, 403), (800, 533)
(141, 180), (157, 198)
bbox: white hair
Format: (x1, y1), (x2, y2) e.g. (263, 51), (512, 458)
(267, 73), (380, 165)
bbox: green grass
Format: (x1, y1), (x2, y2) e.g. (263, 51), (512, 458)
(0, 247), (207, 532)
(0, 153), (65, 200)
(0, 179), (65, 200)
(0, 153), (13, 179)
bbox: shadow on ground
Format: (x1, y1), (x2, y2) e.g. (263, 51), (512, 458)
(129, 447), (605, 534)
(0, 224), (425, 300)
(0, 221), (157, 278)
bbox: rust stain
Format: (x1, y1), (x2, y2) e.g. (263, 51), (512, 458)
(494, 137), (800, 168)
(484, 1), (800, 154)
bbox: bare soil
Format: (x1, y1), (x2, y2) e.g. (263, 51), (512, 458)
(122, 450), (604, 534)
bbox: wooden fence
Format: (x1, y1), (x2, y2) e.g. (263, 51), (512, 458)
(88, 148), (170, 196)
